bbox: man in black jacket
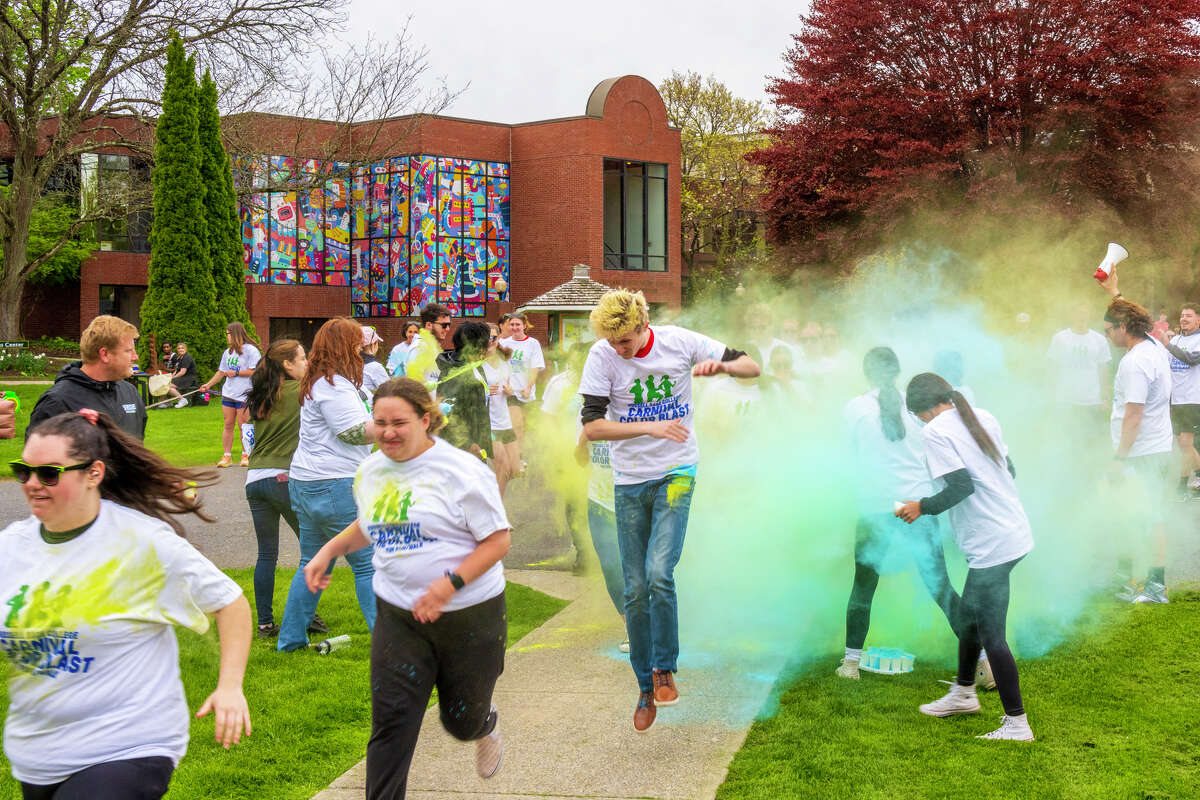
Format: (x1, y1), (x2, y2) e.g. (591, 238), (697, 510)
(28, 315), (147, 439)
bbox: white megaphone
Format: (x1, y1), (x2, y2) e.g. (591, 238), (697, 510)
(1094, 242), (1128, 282)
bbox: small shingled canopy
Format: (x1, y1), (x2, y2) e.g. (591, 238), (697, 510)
(517, 264), (613, 349)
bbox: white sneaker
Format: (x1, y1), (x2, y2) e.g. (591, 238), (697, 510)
(1133, 581), (1169, 604)
(835, 657), (860, 679)
(919, 684), (980, 717)
(977, 714), (1034, 741)
(174, 397), (188, 408)
(619, 639), (630, 654)
(474, 706), (503, 779)
(976, 655), (996, 690)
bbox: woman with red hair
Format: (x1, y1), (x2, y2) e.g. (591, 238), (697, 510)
(277, 318), (378, 651)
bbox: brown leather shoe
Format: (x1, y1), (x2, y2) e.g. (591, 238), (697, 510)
(652, 669), (678, 706)
(633, 691), (656, 732)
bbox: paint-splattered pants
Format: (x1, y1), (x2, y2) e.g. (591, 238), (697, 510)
(366, 593), (506, 800)
(614, 473), (695, 692)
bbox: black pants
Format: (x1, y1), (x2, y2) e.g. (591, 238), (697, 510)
(21, 756), (173, 800)
(846, 515), (961, 649)
(956, 556), (1025, 716)
(366, 592), (507, 800)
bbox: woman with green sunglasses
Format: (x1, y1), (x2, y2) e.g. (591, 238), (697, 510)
(0, 409), (253, 798)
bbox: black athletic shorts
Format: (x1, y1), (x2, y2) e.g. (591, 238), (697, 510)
(1170, 403), (1200, 435)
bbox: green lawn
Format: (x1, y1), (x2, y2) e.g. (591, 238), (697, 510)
(0, 569), (567, 798)
(716, 592), (1200, 800)
(0, 383), (227, 468)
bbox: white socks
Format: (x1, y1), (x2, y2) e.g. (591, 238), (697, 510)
(844, 647), (862, 662)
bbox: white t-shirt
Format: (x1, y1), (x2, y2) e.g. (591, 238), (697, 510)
(1111, 338), (1173, 456)
(499, 336), (545, 402)
(587, 438), (615, 512)
(481, 360), (514, 431)
(405, 330), (443, 391)
(578, 325), (727, 485)
(354, 440), (508, 612)
(922, 407), (1034, 569)
(1167, 330), (1200, 405)
(703, 376), (762, 419)
(361, 359), (390, 402)
(386, 341), (415, 376)
(290, 374), (372, 480)
(0, 501), (242, 785)
(1046, 329), (1111, 406)
(219, 344), (261, 403)
(845, 389), (933, 515)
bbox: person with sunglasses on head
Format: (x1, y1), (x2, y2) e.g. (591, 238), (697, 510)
(405, 304), (453, 396)
(895, 373), (1034, 742)
(1, 409), (252, 799)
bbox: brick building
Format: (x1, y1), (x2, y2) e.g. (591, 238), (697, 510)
(15, 75), (681, 352)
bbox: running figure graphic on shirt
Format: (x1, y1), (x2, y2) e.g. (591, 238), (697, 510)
(630, 375), (676, 404)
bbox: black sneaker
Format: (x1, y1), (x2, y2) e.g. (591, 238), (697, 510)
(256, 623), (280, 639)
(308, 613), (329, 635)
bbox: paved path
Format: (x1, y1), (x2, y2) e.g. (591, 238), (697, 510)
(313, 569), (783, 800)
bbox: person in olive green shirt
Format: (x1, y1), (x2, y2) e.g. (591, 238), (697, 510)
(244, 339), (314, 639)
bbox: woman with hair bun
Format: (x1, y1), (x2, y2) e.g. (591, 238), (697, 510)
(896, 372), (1035, 742)
(1, 410), (251, 798)
(302, 377), (511, 795)
(200, 321), (262, 467)
(836, 348), (960, 681)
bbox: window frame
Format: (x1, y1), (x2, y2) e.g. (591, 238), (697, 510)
(603, 158), (668, 272)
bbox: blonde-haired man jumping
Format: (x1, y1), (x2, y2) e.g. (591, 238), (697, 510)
(579, 289), (760, 732)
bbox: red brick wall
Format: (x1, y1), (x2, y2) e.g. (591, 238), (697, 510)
(69, 75), (683, 350)
(21, 280), (81, 340)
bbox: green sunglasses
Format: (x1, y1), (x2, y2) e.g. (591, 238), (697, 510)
(10, 460), (93, 486)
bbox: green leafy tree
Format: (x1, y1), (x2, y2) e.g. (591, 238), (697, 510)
(659, 72), (771, 281)
(198, 69), (254, 340)
(139, 36), (223, 375)
(0, 186), (95, 286)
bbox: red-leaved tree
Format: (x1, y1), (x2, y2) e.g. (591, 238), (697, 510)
(752, 0), (1200, 262)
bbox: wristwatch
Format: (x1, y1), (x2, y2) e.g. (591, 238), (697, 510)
(445, 571), (465, 591)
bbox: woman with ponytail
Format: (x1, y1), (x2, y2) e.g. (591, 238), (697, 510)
(837, 348), (960, 681)
(896, 372), (1035, 742)
(244, 339), (319, 639)
(1, 410), (251, 797)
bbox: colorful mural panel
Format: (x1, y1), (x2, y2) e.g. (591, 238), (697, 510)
(350, 240), (368, 303)
(269, 192), (297, 278)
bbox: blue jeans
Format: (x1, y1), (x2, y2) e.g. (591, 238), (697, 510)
(278, 477), (377, 652)
(613, 474), (695, 692)
(587, 501), (625, 615)
(245, 476), (300, 626)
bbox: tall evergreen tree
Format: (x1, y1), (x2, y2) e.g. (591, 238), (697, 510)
(198, 69), (255, 340)
(140, 35), (224, 375)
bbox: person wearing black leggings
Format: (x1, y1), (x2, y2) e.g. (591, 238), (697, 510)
(896, 373), (1035, 742)
(837, 348), (961, 679)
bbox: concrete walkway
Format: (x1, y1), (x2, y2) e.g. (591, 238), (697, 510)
(313, 569), (784, 800)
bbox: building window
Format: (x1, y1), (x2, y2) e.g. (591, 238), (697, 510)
(603, 159), (666, 272)
(80, 153), (151, 252)
(238, 154), (510, 318)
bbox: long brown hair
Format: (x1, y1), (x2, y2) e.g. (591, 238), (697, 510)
(905, 372), (1003, 465)
(225, 321), (257, 356)
(300, 318), (363, 402)
(28, 411), (218, 536)
(247, 339), (302, 421)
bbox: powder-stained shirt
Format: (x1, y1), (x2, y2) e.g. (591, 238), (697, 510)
(0, 500), (242, 785)
(1167, 330), (1200, 405)
(499, 336), (545, 402)
(1111, 338), (1173, 457)
(845, 389), (933, 515)
(1046, 329), (1111, 406)
(922, 407), (1034, 569)
(354, 440), (508, 612)
(218, 344), (261, 403)
(578, 325), (726, 485)
(290, 374), (372, 480)
(405, 330), (443, 392)
(482, 359), (514, 431)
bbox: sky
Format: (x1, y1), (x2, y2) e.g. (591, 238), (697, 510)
(346, 0), (808, 123)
